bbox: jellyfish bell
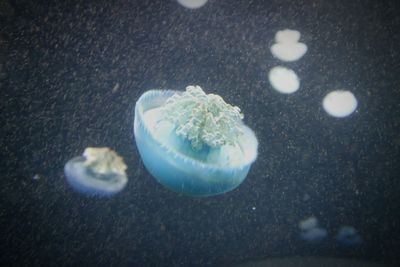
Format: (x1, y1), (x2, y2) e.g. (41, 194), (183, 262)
(275, 29), (301, 44)
(300, 227), (328, 242)
(270, 43), (308, 62)
(270, 29), (308, 62)
(268, 66), (300, 94)
(335, 225), (362, 246)
(64, 147), (128, 197)
(322, 90), (358, 118)
(177, 0), (208, 9)
(299, 216), (319, 231)
(298, 216), (328, 242)
(134, 85), (258, 197)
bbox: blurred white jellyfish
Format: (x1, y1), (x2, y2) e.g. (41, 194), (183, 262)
(64, 147), (128, 197)
(275, 29), (301, 43)
(177, 0), (208, 9)
(299, 216), (318, 231)
(300, 227), (328, 242)
(270, 29), (308, 62)
(322, 90), (358, 118)
(299, 216), (328, 242)
(268, 66), (300, 94)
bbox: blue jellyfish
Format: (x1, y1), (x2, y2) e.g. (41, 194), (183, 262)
(134, 85), (258, 197)
(335, 226), (362, 246)
(300, 227), (328, 242)
(64, 147), (128, 197)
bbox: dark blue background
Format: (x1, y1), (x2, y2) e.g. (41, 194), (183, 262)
(1, 0), (399, 266)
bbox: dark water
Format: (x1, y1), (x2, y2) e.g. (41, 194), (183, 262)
(1, 0), (400, 266)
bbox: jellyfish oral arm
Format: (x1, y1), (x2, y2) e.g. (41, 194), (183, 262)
(161, 85), (244, 150)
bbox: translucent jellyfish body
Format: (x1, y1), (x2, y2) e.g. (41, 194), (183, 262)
(134, 85), (258, 197)
(323, 90), (358, 118)
(268, 66), (300, 94)
(270, 29), (308, 62)
(298, 216), (328, 242)
(64, 147), (128, 196)
(335, 226), (362, 246)
(177, 0), (208, 9)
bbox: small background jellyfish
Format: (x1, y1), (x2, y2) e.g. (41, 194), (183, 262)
(335, 226), (362, 246)
(134, 85), (258, 197)
(270, 29), (308, 62)
(268, 66), (300, 94)
(322, 90), (358, 118)
(64, 147), (128, 197)
(299, 216), (328, 243)
(177, 0), (208, 9)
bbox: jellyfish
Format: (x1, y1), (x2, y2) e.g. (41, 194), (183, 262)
(268, 66), (300, 94)
(298, 216), (328, 242)
(322, 90), (358, 118)
(64, 147), (128, 197)
(177, 0), (208, 9)
(133, 85), (258, 197)
(335, 225), (362, 246)
(270, 29), (308, 62)
(300, 227), (328, 242)
(299, 216), (318, 231)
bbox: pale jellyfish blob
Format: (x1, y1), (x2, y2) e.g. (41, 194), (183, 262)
(134, 85), (258, 197)
(177, 0), (208, 9)
(268, 66), (300, 94)
(299, 216), (328, 242)
(322, 90), (358, 118)
(300, 227), (328, 242)
(335, 226), (362, 246)
(299, 216), (318, 231)
(64, 147), (128, 197)
(270, 29), (308, 62)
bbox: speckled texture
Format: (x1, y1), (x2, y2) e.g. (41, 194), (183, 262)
(1, 0), (400, 266)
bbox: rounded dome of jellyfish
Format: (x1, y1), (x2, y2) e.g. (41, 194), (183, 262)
(177, 0), (208, 9)
(298, 216), (328, 243)
(323, 90), (358, 118)
(64, 147), (128, 197)
(133, 85), (258, 197)
(268, 66), (300, 94)
(335, 225), (362, 246)
(270, 29), (308, 62)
